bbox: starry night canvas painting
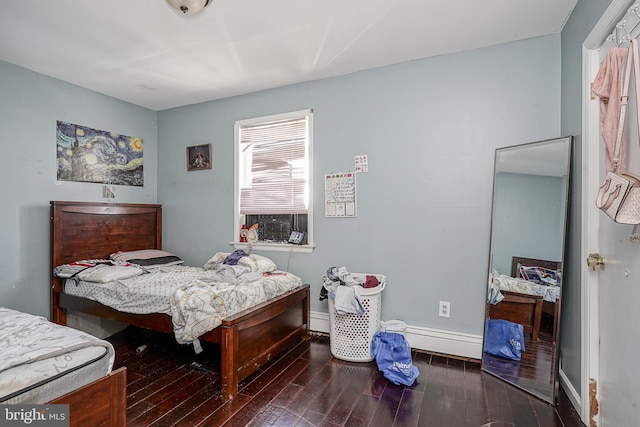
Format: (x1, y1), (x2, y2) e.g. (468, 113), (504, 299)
(56, 121), (144, 186)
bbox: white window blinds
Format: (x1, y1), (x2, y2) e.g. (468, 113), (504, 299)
(239, 114), (310, 215)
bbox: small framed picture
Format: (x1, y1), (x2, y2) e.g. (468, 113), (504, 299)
(186, 144), (212, 171)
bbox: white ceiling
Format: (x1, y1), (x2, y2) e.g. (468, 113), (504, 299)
(0, 0), (578, 111)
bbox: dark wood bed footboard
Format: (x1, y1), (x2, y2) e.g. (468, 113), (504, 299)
(49, 367), (126, 427)
(220, 284), (310, 399)
(488, 290), (543, 342)
(58, 284), (310, 399)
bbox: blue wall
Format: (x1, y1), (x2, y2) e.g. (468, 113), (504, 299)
(492, 173), (566, 276)
(0, 61), (158, 317)
(0, 31), (562, 339)
(158, 34), (562, 334)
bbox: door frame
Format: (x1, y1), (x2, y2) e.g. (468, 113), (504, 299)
(581, 0), (632, 425)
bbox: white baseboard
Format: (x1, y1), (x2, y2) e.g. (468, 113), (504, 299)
(309, 310), (483, 360)
(309, 310), (331, 334)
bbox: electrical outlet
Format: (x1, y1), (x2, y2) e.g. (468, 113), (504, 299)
(439, 301), (451, 318)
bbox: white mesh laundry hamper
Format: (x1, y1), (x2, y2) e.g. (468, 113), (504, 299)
(328, 274), (386, 362)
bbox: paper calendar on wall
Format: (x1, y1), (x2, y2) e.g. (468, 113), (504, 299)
(325, 172), (357, 217)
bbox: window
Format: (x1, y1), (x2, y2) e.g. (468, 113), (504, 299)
(234, 109), (313, 250)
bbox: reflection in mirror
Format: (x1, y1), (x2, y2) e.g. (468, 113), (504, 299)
(482, 136), (572, 404)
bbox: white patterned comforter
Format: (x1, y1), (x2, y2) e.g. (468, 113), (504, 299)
(488, 274), (560, 303)
(63, 265), (303, 344)
(170, 273), (303, 344)
(0, 307), (114, 401)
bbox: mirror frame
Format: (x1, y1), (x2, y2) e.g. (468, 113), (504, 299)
(481, 135), (573, 404)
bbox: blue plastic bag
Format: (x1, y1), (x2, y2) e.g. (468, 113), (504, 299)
(483, 319), (525, 361)
(370, 331), (420, 386)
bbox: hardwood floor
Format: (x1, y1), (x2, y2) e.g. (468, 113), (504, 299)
(106, 327), (585, 427)
(483, 327), (557, 402)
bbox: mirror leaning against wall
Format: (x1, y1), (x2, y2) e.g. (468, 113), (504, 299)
(482, 136), (572, 404)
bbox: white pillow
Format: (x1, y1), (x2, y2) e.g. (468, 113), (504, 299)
(110, 249), (183, 267)
(203, 252), (276, 273)
(204, 252), (259, 271)
(78, 265), (145, 283)
(237, 256), (258, 271)
(249, 254), (277, 273)
(203, 252), (229, 270)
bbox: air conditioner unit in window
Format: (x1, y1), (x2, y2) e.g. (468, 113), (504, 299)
(245, 214), (307, 244)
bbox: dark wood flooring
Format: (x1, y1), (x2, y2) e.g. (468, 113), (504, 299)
(483, 325), (557, 402)
(106, 327), (585, 427)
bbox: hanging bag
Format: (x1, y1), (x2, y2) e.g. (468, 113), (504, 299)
(596, 39), (640, 225)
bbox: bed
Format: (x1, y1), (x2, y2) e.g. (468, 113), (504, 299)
(50, 200), (310, 400)
(487, 256), (561, 343)
(510, 256), (561, 343)
(1, 307), (126, 427)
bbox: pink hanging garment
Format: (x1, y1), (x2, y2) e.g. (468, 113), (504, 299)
(592, 47), (628, 172)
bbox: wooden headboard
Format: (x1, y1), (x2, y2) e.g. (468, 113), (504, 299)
(50, 201), (162, 323)
(510, 256), (561, 278)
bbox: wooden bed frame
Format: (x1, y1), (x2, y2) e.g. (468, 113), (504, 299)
(511, 256), (561, 343)
(487, 256), (561, 342)
(488, 290), (543, 342)
(48, 367), (126, 427)
(50, 200), (311, 401)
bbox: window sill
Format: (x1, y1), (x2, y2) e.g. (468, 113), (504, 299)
(230, 242), (315, 253)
